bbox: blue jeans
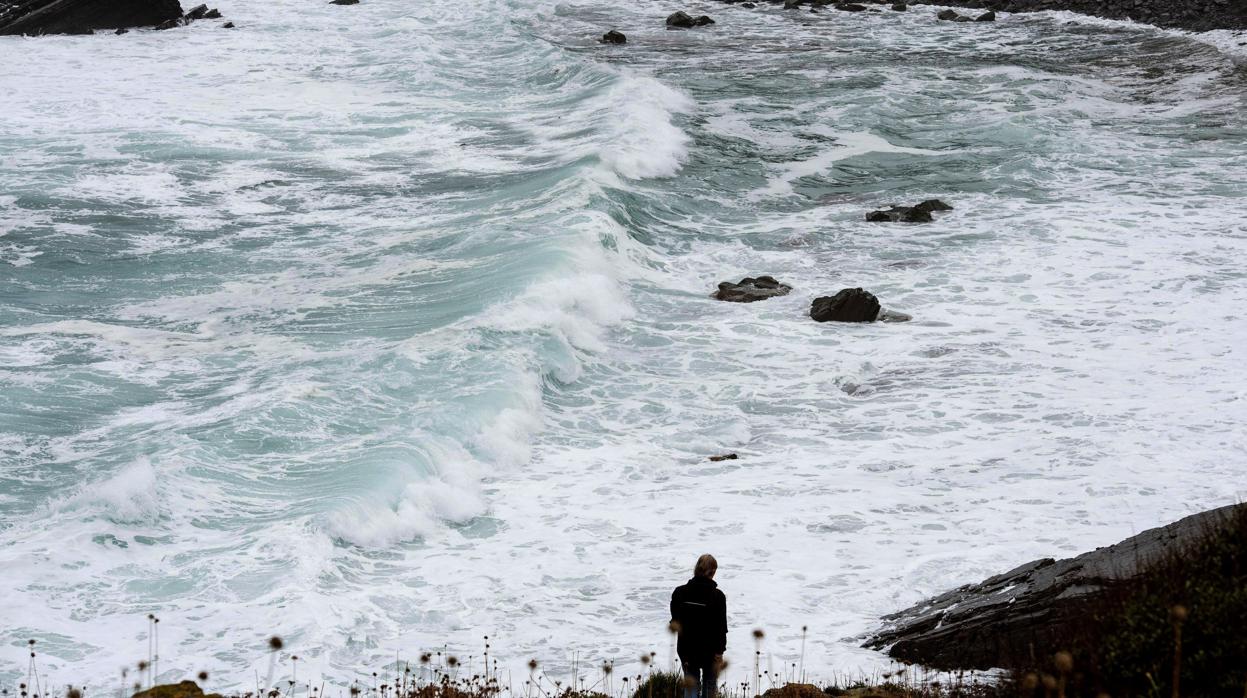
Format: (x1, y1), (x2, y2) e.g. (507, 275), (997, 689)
(682, 659), (718, 698)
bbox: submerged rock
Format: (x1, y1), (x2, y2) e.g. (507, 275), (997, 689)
(714, 276), (793, 303)
(866, 503), (1246, 670)
(914, 198), (953, 212)
(0, 0), (183, 35)
(329, 0), (358, 4)
(667, 10), (695, 26)
(891, 2), (908, 9)
(867, 199), (952, 223)
(866, 206), (933, 223)
(601, 29), (626, 43)
(975, 10), (995, 20)
(708, 453), (739, 462)
(810, 288), (881, 323)
(936, 8), (960, 19)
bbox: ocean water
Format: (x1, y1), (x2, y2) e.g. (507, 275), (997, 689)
(1, 0), (1246, 689)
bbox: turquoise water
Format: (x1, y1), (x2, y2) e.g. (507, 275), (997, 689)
(1, 0), (1246, 688)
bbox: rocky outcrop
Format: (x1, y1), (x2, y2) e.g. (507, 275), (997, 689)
(0, 0), (182, 35)
(714, 276), (793, 303)
(866, 199), (952, 223)
(601, 29), (626, 43)
(913, 0), (1247, 31)
(666, 10), (714, 27)
(810, 288), (881, 322)
(865, 503), (1246, 670)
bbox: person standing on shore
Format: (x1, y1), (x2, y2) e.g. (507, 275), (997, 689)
(670, 554), (727, 698)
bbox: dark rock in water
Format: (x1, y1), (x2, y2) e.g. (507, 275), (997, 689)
(708, 453), (739, 462)
(329, 0), (359, 4)
(203, 7), (220, 18)
(810, 288), (881, 323)
(835, 2), (867, 10)
(714, 276), (793, 303)
(0, 0), (183, 35)
(784, 0), (802, 8)
(891, 3), (907, 9)
(600, 29), (626, 43)
(741, 2), (755, 6)
(913, 198), (953, 212)
(975, 10), (995, 20)
(666, 10), (695, 26)
(937, 8), (960, 19)
(694, 14), (715, 24)
(221, 20), (232, 27)
(154, 17), (180, 28)
(866, 206), (933, 223)
(866, 503), (1246, 670)
(182, 3), (206, 19)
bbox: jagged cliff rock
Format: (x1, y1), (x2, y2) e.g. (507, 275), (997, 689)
(864, 503), (1245, 670)
(0, 0), (183, 35)
(907, 0), (1247, 32)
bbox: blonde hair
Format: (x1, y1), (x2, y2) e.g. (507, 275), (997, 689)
(693, 554), (718, 578)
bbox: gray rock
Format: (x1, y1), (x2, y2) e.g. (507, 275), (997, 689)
(810, 288), (881, 323)
(714, 276), (793, 303)
(865, 503), (1246, 670)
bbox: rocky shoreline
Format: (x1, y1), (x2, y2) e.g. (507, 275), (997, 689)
(891, 0), (1246, 32)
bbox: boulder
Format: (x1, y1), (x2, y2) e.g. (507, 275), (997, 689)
(694, 14), (715, 24)
(708, 453), (739, 462)
(182, 3), (205, 18)
(936, 8), (960, 19)
(913, 198), (953, 212)
(810, 288), (881, 323)
(891, 3), (907, 9)
(203, 7), (219, 17)
(784, 0), (802, 8)
(221, 20), (232, 26)
(866, 206), (933, 223)
(0, 0), (183, 35)
(601, 29), (627, 43)
(666, 10), (695, 26)
(865, 503), (1246, 670)
(714, 276), (793, 303)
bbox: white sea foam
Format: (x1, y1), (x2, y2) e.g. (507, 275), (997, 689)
(2, 0), (1246, 689)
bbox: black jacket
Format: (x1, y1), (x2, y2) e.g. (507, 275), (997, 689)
(670, 576), (727, 662)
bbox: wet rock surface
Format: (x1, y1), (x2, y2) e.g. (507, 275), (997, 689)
(865, 503), (1246, 670)
(714, 275), (793, 303)
(601, 29), (626, 43)
(0, 0), (182, 35)
(810, 288), (882, 322)
(914, 0), (1246, 31)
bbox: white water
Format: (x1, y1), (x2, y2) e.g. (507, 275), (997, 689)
(1, 0), (1246, 690)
